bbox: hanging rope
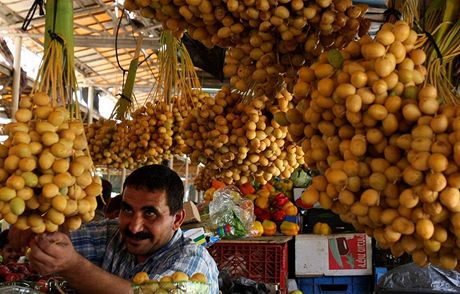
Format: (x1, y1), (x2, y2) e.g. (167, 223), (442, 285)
(21, 0), (45, 31)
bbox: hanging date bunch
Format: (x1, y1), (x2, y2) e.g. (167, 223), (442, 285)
(96, 101), (173, 170)
(181, 85), (304, 185)
(121, 101), (174, 169)
(194, 166), (216, 192)
(283, 20), (460, 271)
(105, 31), (208, 169)
(0, 1), (101, 233)
(102, 117), (139, 169)
(85, 119), (117, 166)
(86, 36), (142, 169)
(124, 0), (369, 50)
(171, 89), (210, 156)
(151, 30), (209, 158)
(125, 0), (370, 97)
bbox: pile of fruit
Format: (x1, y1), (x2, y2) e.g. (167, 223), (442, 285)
(244, 181), (300, 236)
(0, 262), (34, 283)
(251, 218), (300, 236)
(132, 271), (208, 294)
(245, 182), (295, 219)
(181, 85), (304, 185)
(313, 222), (332, 235)
(200, 179), (300, 236)
(0, 262), (74, 293)
(284, 20), (460, 270)
(0, 92), (102, 232)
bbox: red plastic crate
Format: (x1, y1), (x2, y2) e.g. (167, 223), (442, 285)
(208, 240), (289, 293)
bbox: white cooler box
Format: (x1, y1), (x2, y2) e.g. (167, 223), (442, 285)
(295, 233), (372, 276)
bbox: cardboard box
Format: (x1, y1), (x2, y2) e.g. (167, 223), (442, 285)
(183, 201), (201, 224)
(295, 233), (372, 276)
(184, 227), (206, 246)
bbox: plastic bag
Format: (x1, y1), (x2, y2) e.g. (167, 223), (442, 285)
(218, 270), (269, 294)
(289, 167), (311, 188)
(209, 186), (255, 239)
(133, 281), (209, 294)
(375, 262), (460, 293)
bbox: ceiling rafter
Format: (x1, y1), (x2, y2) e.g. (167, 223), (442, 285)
(75, 0), (112, 37)
(0, 4), (108, 30)
(0, 1), (26, 24)
(0, 0), (223, 107)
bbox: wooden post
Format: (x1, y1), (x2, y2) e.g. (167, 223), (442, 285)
(184, 156), (189, 201)
(88, 85), (94, 123)
(11, 36), (22, 118)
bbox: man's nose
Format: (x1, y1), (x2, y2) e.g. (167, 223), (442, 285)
(129, 214), (144, 233)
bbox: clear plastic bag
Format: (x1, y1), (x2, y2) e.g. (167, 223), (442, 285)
(209, 186), (255, 239)
(0, 286), (43, 294)
(133, 281), (209, 294)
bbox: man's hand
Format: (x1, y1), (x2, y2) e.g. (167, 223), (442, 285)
(28, 232), (133, 294)
(28, 232), (80, 276)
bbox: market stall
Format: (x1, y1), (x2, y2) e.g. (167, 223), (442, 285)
(0, 0), (459, 293)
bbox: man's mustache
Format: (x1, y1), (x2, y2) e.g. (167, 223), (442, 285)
(124, 229), (153, 240)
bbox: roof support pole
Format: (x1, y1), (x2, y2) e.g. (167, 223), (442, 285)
(121, 168), (126, 188)
(185, 157), (189, 201)
(12, 35), (22, 118)
(88, 85), (94, 123)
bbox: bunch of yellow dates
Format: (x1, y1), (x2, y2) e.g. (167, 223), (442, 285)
(132, 271), (209, 294)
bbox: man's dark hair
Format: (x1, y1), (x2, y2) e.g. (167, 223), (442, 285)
(0, 230), (9, 249)
(102, 179), (112, 200)
(123, 164), (184, 214)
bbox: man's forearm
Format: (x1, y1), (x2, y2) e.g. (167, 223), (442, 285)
(61, 255), (134, 294)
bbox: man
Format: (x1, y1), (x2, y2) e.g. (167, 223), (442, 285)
(0, 229), (20, 264)
(93, 178), (113, 221)
(27, 164), (219, 293)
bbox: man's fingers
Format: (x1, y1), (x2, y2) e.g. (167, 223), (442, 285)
(29, 241), (57, 265)
(34, 235), (55, 255)
(39, 232), (70, 245)
(29, 245), (52, 261)
(34, 233), (70, 258)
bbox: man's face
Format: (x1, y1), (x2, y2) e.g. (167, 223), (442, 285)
(119, 186), (184, 263)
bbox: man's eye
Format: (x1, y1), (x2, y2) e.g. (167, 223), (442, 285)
(121, 207), (133, 214)
(144, 210), (157, 218)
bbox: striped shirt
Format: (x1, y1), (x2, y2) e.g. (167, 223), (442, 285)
(70, 219), (219, 293)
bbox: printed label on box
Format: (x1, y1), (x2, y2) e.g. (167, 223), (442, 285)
(327, 234), (368, 270)
(295, 233), (372, 276)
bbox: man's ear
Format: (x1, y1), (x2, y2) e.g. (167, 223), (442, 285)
(173, 208), (186, 230)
